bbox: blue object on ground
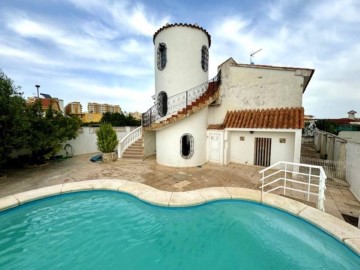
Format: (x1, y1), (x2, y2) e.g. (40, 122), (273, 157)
(90, 154), (102, 162)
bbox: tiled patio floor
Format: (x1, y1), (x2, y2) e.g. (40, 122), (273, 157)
(1, 154), (359, 224)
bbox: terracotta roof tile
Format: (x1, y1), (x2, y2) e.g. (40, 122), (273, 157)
(153, 23), (211, 47)
(208, 107), (304, 130)
(207, 124), (223, 130)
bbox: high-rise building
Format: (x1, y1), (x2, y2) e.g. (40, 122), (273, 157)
(65, 102), (83, 115)
(87, 103), (121, 114)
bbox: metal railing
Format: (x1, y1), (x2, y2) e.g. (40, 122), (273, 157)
(300, 156), (347, 187)
(118, 126), (142, 158)
(142, 71), (221, 127)
(259, 161), (327, 211)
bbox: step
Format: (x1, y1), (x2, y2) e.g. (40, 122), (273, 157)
(121, 137), (144, 159)
(144, 88), (220, 130)
(130, 143), (143, 148)
(122, 154), (143, 159)
(124, 149), (143, 154)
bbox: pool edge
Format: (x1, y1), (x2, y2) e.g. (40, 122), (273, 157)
(1, 179), (359, 256)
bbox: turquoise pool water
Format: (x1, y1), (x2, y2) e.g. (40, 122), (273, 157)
(0, 191), (359, 269)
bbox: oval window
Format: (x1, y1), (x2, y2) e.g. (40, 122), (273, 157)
(180, 133), (194, 159)
(157, 91), (168, 117)
(157, 43), (167, 70)
(201, 45), (208, 72)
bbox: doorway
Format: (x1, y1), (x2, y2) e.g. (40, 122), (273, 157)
(209, 133), (220, 163)
(254, 137), (272, 167)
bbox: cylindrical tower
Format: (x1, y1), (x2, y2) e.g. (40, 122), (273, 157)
(153, 23), (211, 99)
(153, 23), (211, 167)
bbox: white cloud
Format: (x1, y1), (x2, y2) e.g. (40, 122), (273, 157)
(1, 0), (359, 118)
(59, 77), (155, 112)
(67, 0), (170, 37)
(309, 0), (360, 23)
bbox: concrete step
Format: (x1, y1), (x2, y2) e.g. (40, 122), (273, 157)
(122, 138), (144, 159)
(123, 148), (143, 153)
(144, 87), (220, 130)
(122, 153), (143, 159)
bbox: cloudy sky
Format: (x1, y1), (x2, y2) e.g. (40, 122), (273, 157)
(0, 0), (359, 117)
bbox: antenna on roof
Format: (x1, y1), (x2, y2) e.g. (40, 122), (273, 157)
(250, 48), (262, 65)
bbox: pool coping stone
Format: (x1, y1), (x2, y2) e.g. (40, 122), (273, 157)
(0, 179), (359, 256)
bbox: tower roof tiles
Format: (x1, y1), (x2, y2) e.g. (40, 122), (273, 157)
(153, 23), (211, 47)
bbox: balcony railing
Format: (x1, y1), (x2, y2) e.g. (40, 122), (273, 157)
(259, 161), (327, 211)
(142, 71), (221, 127)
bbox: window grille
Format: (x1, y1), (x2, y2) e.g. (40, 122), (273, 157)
(180, 133), (194, 159)
(201, 45), (208, 71)
(157, 43), (167, 70)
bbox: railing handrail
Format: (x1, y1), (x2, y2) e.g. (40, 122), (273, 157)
(118, 126), (142, 157)
(142, 71), (221, 127)
(259, 161), (327, 211)
(259, 160), (326, 178)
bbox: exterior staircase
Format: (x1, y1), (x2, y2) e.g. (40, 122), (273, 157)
(142, 71), (221, 131)
(121, 138), (144, 159)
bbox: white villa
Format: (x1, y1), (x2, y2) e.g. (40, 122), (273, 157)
(128, 23), (315, 168)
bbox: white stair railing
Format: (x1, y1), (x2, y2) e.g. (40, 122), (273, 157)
(259, 161), (327, 211)
(118, 126), (142, 158)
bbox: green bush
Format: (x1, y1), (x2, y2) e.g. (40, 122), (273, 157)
(26, 101), (81, 164)
(0, 70), (29, 168)
(0, 70), (82, 168)
(96, 124), (119, 153)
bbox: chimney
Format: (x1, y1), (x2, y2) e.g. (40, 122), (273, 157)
(348, 110), (357, 120)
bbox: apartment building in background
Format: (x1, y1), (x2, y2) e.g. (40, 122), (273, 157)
(88, 103), (121, 114)
(65, 102), (82, 115)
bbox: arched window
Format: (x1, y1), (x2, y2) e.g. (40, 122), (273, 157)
(201, 45), (208, 72)
(157, 43), (167, 70)
(180, 133), (194, 159)
(157, 91), (168, 117)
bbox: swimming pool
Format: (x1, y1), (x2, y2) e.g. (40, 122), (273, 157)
(0, 191), (359, 269)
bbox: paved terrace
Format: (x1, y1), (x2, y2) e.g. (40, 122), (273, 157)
(1, 154), (359, 224)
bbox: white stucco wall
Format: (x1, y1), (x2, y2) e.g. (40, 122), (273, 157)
(156, 108), (208, 167)
(154, 26), (209, 97)
(57, 127), (132, 156)
(339, 131), (360, 143)
(314, 129), (347, 162)
(143, 130), (156, 158)
(208, 60), (308, 124)
(226, 129), (297, 166)
(346, 141), (360, 200)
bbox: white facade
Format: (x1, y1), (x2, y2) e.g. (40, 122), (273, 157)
(157, 108), (208, 167)
(144, 23), (314, 168)
(154, 25), (209, 97)
(206, 129), (302, 166)
(346, 141), (360, 200)
(153, 24), (210, 167)
(208, 58), (313, 124)
(57, 127), (132, 156)
(339, 131), (360, 143)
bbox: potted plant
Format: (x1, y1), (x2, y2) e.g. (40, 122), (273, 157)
(96, 123), (119, 162)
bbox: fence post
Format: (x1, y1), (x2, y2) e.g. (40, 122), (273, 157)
(317, 172), (325, 211)
(149, 109), (152, 125)
(284, 163), (287, 195)
(261, 171), (264, 202)
(307, 167), (311, 201)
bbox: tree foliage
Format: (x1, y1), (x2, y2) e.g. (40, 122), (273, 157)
(315, 120), (339, 135)
(101, 112), (141, 126)
(96, 123), (118, 153)
(0, 70), (29, 167)
(0, 70), (81, 168)
(26, 101), (81, 163)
